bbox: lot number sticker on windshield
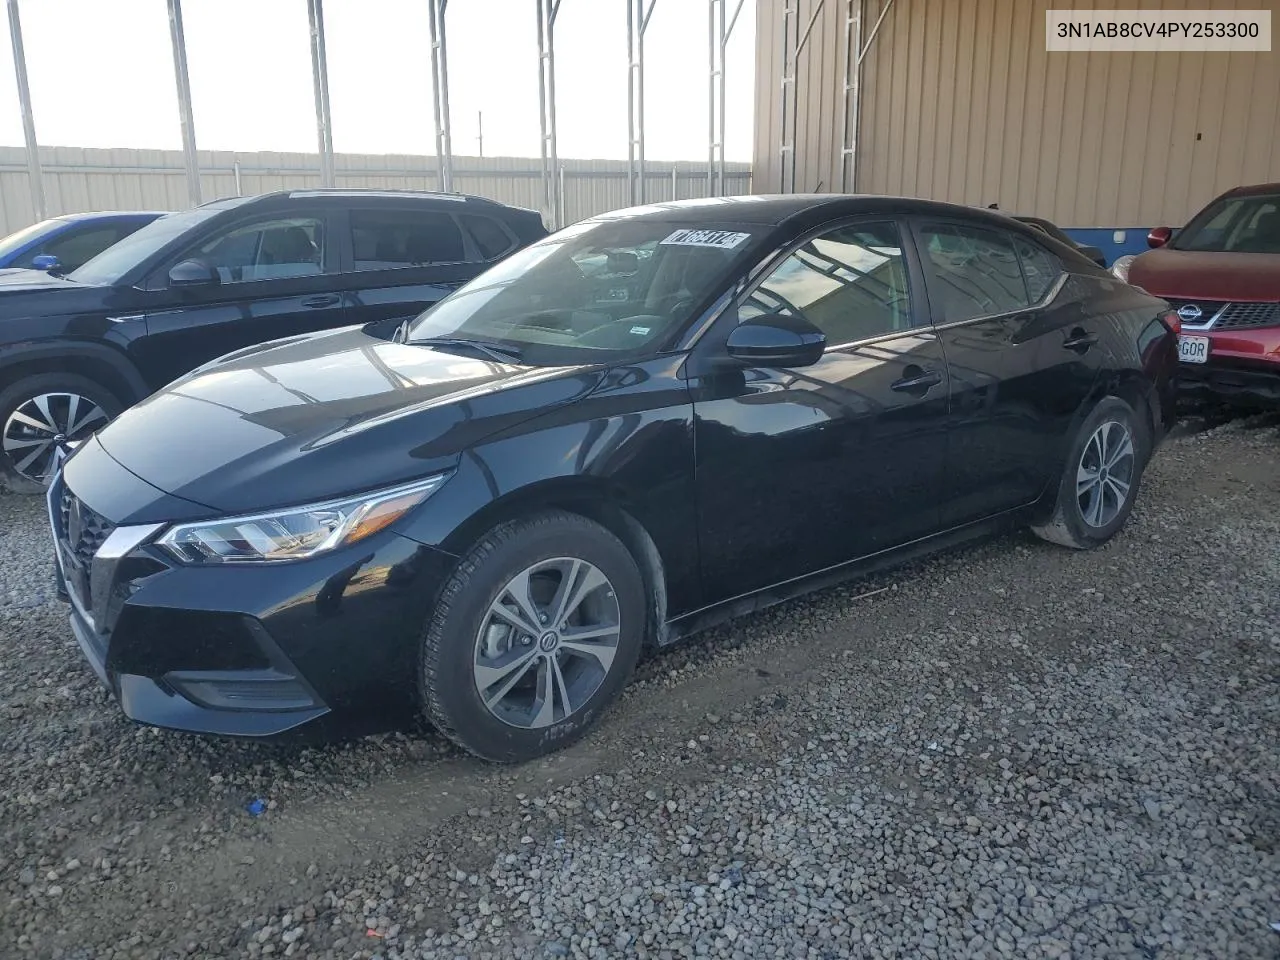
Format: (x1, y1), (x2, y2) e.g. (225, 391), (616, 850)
(659, 229), (752, 250)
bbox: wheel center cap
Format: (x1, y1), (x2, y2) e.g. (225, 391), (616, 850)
(538, 631), (560, 652)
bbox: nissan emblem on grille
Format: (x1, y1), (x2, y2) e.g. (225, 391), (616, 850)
(1176, 303), (1202, 324)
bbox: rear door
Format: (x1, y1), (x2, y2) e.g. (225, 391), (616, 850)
(338, 204), (495, 327)
(135, 207), (347, 387)
(910, 219), (1102, 527)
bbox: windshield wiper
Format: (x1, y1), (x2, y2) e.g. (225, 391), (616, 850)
(409, 335), (523, 363)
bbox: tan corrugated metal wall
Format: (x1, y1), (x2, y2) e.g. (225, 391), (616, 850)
(0, 147), (752, 236)
(754, 0), (1280, 226)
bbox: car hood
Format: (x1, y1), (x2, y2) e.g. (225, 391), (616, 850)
(95, 326), (605, 514)
(1129, 248), (1280, 301)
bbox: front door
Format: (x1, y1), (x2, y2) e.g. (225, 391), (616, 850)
(690, 219), (950, 605)
(135, 211), (348, 389)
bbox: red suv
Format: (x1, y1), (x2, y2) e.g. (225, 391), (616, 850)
(1111, 182), (1280, 405)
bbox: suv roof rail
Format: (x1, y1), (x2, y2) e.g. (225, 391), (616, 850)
(286, 189), (471, 202)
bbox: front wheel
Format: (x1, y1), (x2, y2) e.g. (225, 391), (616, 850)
(0, 373), (123, 493)
(420, 510), (646, 762)
(1032, 396), (1147, 550)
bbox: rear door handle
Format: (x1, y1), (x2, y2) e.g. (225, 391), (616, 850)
(890, 367), (943, 394)
(1063, 328), (1098, 352)
(302, 294), (340, 308)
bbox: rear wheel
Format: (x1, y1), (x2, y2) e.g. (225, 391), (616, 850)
(0, 373), (123, 493)
(1032, 395), (1147, 550)
(420, 510), (645, 762)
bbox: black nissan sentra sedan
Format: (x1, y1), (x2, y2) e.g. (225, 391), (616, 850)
(48, 195), (1179, 762)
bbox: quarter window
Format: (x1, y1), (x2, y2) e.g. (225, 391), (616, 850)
(350, 209), (465, 270)
(920, 223), (1027, 322)
(1013, 237), (1063, 303)
(462, 215), (516, 260)
(192, 217), (326, 283)
(741, 221), (913, 344)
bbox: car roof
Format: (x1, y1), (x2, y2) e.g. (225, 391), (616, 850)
(582, 194), (1034, 230)
(1222, 181), (1280, 198)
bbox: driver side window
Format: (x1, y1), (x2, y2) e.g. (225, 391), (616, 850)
(741, 221), (913, 345)
(190, 216), (327, 284)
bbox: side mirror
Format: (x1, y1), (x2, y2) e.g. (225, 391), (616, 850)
(1147, 226), (1173, 249)
(168, 258), (219, 287)
(31, 253), (61, 272)
(725, 312), (826, 368)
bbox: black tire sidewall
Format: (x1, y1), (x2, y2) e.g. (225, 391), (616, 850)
(0, 373), (124, 492)
(1058, 396), (1145, 546)
(422, 513), (646, 762)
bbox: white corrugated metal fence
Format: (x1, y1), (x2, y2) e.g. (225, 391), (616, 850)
(0, 145), (752, 235)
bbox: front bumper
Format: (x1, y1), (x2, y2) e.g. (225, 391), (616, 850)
(48, 471), (457, 737)
(1177, 359), (1280, 404)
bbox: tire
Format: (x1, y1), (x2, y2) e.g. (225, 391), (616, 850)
(1032, 395), (1148, 550)
(0, 373), (124, 494)
(420, 510), (646, 762)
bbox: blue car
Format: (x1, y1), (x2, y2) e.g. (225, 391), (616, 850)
(0, 211), (166, 274)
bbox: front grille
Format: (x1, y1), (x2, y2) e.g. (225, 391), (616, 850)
(1213, 301), (1280, 330)
(1165, 298), (1280, 331)
(59, 486), (115, 571)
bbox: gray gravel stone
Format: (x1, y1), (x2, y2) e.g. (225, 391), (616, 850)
(0, 411), (1278, 959)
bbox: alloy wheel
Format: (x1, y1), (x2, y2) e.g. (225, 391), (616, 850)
(472, 557), (620, 729)
(2, 392), (108, 483)
(1076, 419), (1135, 528)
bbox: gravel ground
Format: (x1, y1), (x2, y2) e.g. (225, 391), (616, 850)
(1, 412), (1278, 960)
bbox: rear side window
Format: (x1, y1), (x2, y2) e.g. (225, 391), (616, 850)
(919, 222), (1027, 322)
(349, 209), (465, 271)
(461, 214), (516, 260)
(1013, 237), (1063, 303)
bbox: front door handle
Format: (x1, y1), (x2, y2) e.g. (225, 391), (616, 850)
(1063, 328), (1098, 353)
(302, 294), (340, 308)
(890, 366), (943, 394)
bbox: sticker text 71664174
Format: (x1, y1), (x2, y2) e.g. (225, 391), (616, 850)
(659, 229), (752, 250)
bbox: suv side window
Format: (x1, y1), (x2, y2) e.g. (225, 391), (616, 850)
(1013, 236), (1063, 303)
(461, 214), (516, 260)
(741, 220), (914, 345)
(191, 216), (327, 283)
(918, 222), (1028, 322)
(15, 224), (132, 272)
(350, 209), (466, 271)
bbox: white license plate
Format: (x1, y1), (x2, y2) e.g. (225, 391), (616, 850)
(1178, 335), (1209, 364)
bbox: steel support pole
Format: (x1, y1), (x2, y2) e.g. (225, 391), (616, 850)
(307, 0), (335, 188)
(166, 0), (201, 207)
(843, 0), (894, 194)
(839, 0), (860, 193)
(536, 0), (562, 228)
(6, 0), (43, 219)
(708, 0), (746, 197)
(777, 1), (794, 193)
(428, 0), (453, 192)
(626, 0), (655, 206)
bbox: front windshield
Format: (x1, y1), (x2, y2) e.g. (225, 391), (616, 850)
(406, 218), (763, 364)
(69, 208), (220, 285)
(1174, 194), (1280, 253)
(0, 219), (61, 260)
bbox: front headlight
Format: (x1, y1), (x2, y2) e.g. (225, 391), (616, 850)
(1110, 254), (1137, 283)
(157, 474), (447, 564)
